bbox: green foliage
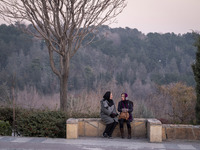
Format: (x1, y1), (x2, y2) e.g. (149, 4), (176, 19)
(0, 107), (14, 125)
(0, 120), (12, 136)
(192, 35), (200, 124)
(16, 110), (68, 138)
(0, 107), (100, 138)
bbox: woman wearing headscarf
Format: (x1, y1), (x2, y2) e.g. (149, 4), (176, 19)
(118, 93), (133, 139)
(100, 91), (118, 138)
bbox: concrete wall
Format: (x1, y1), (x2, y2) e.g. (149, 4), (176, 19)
(66, 118), (200, 142)
(78, 118), (147, 138)
(66, 118), (163, 142)
(162, 124), (200, 141)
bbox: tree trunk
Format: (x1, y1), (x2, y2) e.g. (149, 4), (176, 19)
(60, 52), (70, 112)
(60, 75), (68, 111)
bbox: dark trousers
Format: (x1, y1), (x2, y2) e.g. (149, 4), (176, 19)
(119, 119), (131, 129)
(103, 121), (118, 137)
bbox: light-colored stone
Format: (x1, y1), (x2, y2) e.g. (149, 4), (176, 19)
(162, 127), (166, 141)
(78, 121), (84, 136)
(147, 119), (162, 143)
(85, 121), (98, 136)
(133, 121), (147, 137)
(193, 128), (200, 140)
(66, 123), (78, 139)
(67, 118), (78, 124)
(112, 124), (121, 137)
(98, 121), (106, 136)
(175, 128), (195, 140)
(67, 118), (200, 141)
(165, 127), (175, 139)
(148, 125), (162, 142)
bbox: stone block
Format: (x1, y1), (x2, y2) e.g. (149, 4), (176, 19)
(85, 121), (98, 137)
(175, 128), (195, 140)
(133, 121), (147, 137)
(98, 121), (106, 136)
(162, 127), (166, 141)
(78, 121), (84, 136)
(147, 119), (162, 143)
(193, 127), (200, 140)
(112, 124), (121, 137)
(165, 127), (175, 139)
(66, 118), (78, 139)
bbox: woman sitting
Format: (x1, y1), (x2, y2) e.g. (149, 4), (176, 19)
(100, 91), (118, 138)
(118, 93), (133, 139)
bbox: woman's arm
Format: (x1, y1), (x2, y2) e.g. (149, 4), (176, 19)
(117, 101), (122, 112)
(101, 100), (112, 115)
(128, 101), (133, 113)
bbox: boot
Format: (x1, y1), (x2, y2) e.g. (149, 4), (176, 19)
(128, 128), (131, 139)
(120, 128), (124, 139)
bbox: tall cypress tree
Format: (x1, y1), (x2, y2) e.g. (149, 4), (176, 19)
(192, 35), (200, 124)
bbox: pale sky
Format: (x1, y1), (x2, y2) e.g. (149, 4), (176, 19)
(0, 0), (199, 34)
(110, 0), (200, 34)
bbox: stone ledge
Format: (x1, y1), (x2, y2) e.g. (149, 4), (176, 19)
(66, 118), (200, 142)
(147, 119), (162, 125)
(66, 118), (78, 124)
(162, 124), (200, 141)
(147, 119), (162, 143)
(66, 118), (155, 141)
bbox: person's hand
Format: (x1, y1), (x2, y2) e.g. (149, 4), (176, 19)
(110, 113), (115, 118)
(122, 108), (128, 112)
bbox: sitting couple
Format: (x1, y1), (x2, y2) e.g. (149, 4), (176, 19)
(100, 91), (133, 139)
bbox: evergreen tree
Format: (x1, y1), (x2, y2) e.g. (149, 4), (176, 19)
(192, 35), (200, 124)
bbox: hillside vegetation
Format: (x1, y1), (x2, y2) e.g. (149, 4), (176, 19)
(0, 24), (198, 123)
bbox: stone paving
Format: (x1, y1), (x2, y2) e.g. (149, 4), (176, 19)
(0, 136), (200, 150)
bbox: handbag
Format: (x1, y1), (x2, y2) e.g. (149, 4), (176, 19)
(118, 112), (129, 120)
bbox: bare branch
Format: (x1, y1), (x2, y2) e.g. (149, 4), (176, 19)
(0, 0), (126, 111)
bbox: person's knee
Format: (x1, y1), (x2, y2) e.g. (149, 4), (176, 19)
(127, 122), (131, 129)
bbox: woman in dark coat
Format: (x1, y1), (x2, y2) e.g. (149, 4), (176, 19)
(118, 93), (133, 139)
(100, 91), (118, 138)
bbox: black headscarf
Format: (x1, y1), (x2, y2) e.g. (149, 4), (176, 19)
(103, 91), (114, 106)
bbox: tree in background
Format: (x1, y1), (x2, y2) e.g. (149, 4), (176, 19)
(0, 0), (126, 111)
(158, 82), (196, 124)
(192, 35), (200, 124)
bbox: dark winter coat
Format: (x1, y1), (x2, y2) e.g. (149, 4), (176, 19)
(100, 99), (118, 124)
(118, 100), (133, 121)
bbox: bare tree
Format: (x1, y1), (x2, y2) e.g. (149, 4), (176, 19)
(0, 0), (126, 111)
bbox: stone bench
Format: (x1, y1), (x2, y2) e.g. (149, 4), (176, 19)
(66, 118), (162, 142)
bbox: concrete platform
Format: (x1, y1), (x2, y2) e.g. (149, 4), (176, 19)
(0, 136), (200, 150)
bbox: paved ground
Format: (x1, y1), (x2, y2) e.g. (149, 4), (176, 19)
(0, 136), (200, 150)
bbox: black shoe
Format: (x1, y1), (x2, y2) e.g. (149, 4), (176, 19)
(103, 132), (108, 138)
(128, 128), (131, 139)
(107, 136), (113, 139)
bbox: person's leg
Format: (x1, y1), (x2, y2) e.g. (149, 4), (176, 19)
(103, 123), (113, 137)
(107, 121), (118, 137)
(126, 120), (131, 139)
(119, 119), (125, 138)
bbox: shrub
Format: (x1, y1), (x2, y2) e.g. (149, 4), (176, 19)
(0, 107), (99, 138)
(0, 107), (13, 124)
(0, 120), (12, 136)
(192, 35), (200, 124)
(16, 110), (68, 138)
(159, 82), (196, 124)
